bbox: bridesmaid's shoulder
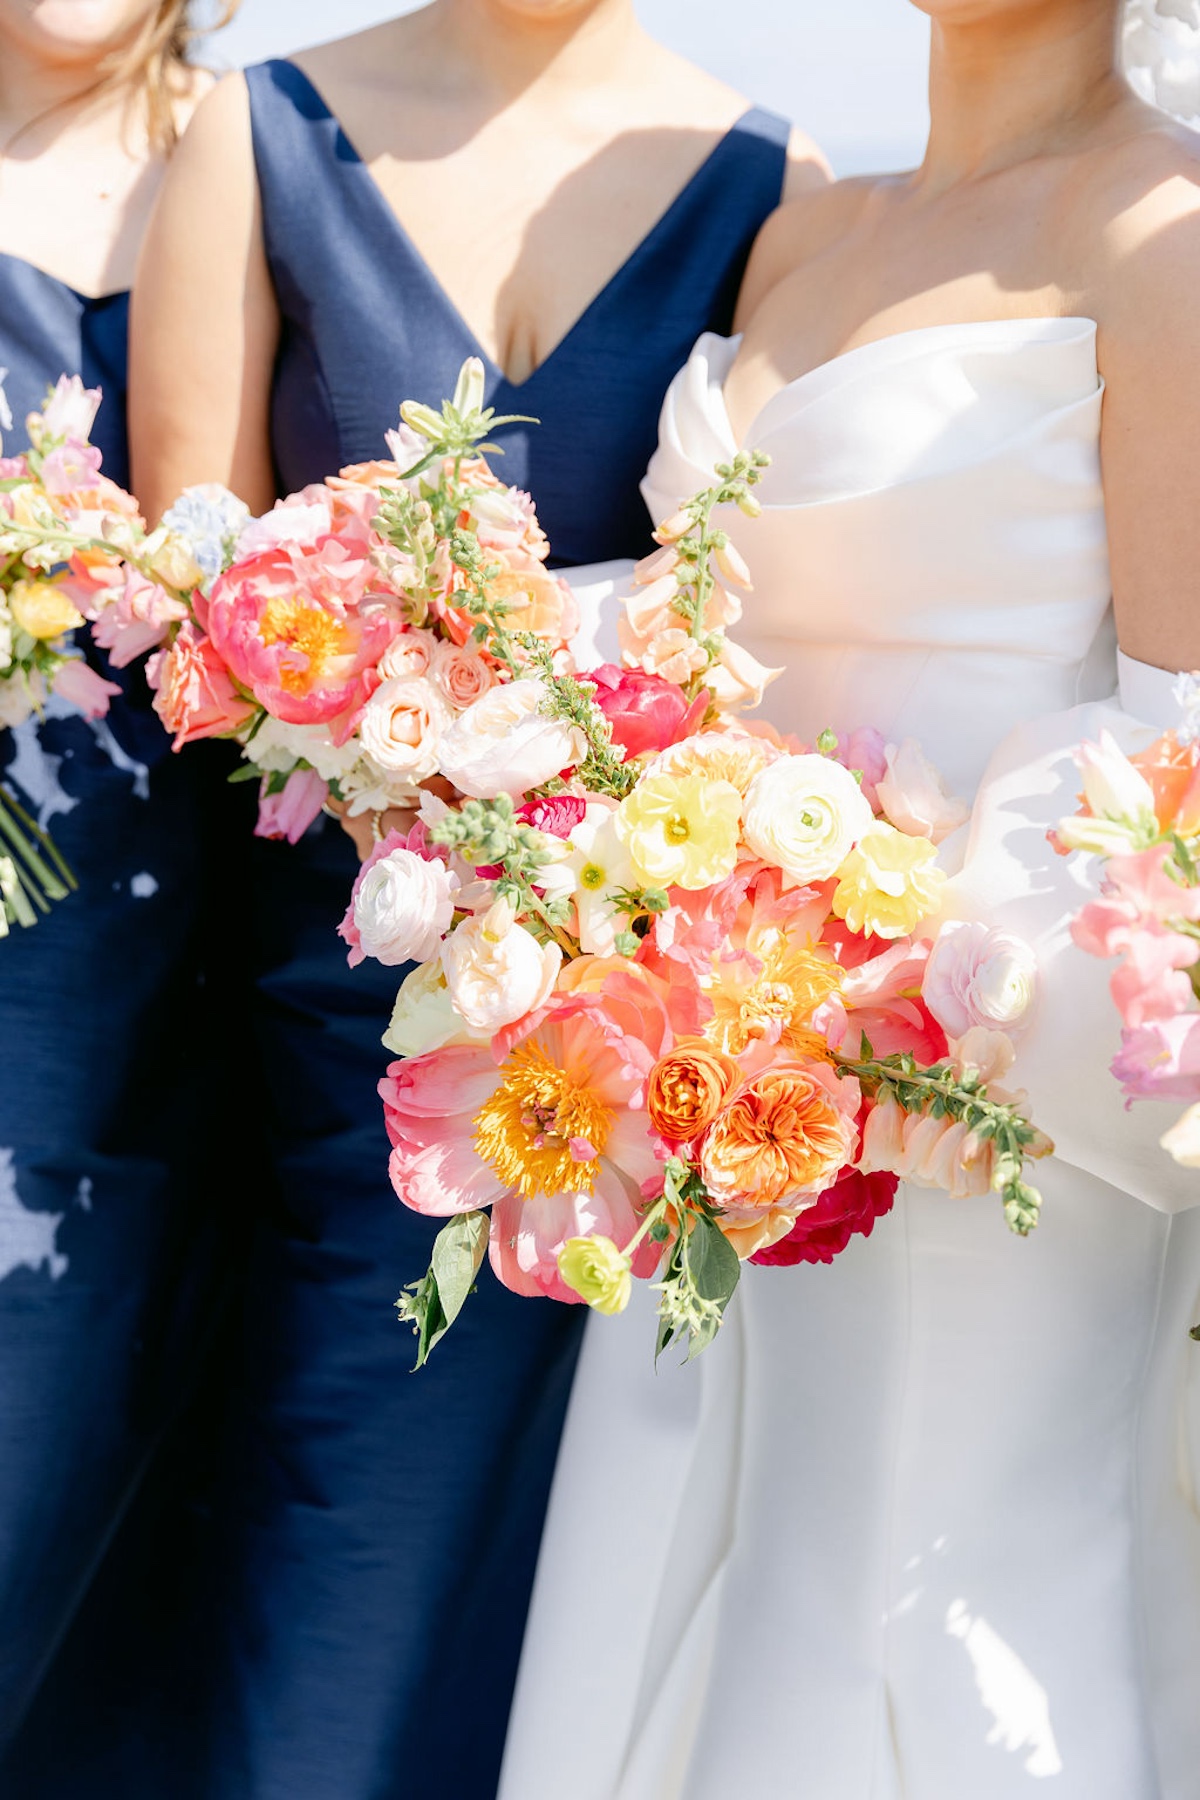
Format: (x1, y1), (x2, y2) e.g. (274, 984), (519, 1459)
(733, 175), (881, 330)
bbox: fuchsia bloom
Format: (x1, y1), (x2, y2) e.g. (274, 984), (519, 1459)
(380, 994), (665, 1303)
(205, 539), (400, 736)
(751, 1167), (898, 1267)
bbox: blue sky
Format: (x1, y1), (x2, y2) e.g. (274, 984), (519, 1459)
(197, 0), (932, 174)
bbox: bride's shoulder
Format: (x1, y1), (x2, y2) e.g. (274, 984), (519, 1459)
(733, 176), (886, 331)
(1080, 109), (1200, 306)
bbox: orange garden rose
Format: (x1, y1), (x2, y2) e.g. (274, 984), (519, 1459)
(647, 1040), (743, 1143)
(700, 1062), (860, 1210)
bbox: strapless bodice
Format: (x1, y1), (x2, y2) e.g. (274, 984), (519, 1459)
(643, 319), (1113, 799)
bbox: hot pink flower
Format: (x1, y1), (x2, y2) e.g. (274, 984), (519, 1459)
(585, 663), (709, 761)
(1111, 1013), (1200, 1103)
(517, 794), (588, 839)
(148, 620), (256, 749)
(88, 566), (189, 667)
(205, 540), (400, 736)
(380, 996), (663, 1302)
(750, 1167), (898, 1266)
(50, 658), (121, 719)
(255, 767), (328, 844)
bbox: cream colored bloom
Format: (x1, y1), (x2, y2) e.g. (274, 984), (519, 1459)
(437, 677), (587, 800)
(706, 636), (782, 713)
(353, 846), (459, 966)
(742, 753), (875, 883)
(359, 675), (452, 787)
(441, 896), (563, 1033)
(563, 804), (639, 956)
(831, 822), (945, 939)
(557, 1236), (633, 1315)
(1161, 1102), (1200, 1168)
(648, 729), (777, 798)
(616, 770), (742, 891)
(876, 738), (969, 844)
(382, 962), (487, 1058)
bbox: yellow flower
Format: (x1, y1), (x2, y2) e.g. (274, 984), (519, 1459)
(557, 1236), (632, 1315)
(8, 578), (84, 642)
(148, 533), (205, 593)
(706, 929), (844, 1056)
(616, 771), (741, 891)
(831, 822), (945, 939)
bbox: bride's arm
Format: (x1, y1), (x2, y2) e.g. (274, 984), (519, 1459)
(1096, 148), (1200, 675)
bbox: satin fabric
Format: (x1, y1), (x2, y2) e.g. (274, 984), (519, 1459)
(0, 259), (239, 1755)
(499, 320), (1200, 1800)
(80, 64), (786, 1800)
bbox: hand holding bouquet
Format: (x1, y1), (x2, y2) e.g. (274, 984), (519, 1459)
(346, 417), (1052, 1365)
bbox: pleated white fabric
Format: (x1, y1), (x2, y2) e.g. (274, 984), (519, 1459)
(499, 320), (1200, 1800)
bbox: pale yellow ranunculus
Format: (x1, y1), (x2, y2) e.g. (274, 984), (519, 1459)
(557, 1236), (633, 1316)
(616, 770), (741, 891)
(831, 822), (945, 940)
(9, 578), (84, 642)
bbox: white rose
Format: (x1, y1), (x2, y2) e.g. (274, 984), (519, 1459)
(876, 738), (970, 844)
(378, 628), (438, 682)
(359, 676), (452, 786)
(437, 677), (587, 800)
(441, 896), (562, 1033)
(922, 921), (1039, 1040)
(742, 753), (875, 882)
(430, 639), (498, 710)
(352, 847), (458, 966)
(382, 962), (487, 1058)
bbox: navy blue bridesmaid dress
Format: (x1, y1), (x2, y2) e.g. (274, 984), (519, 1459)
(0, 257), (235, 1749)
(71, 61), (789, 1800)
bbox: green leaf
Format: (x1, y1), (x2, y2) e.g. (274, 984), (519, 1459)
(430, 1210), (489, 1329)
(688, 1214), (740, 1309)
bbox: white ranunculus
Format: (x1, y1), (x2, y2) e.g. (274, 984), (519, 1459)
(359, 675), (452, 787)
(241, 715), (363, 780)
(382, 961), (487, 1058)
(876, 738), (970, 844)
(922, 920), (1039, 1040)
(742, 753), (875, 883)
(441, 896), (562, 1032)
(436, 677), (587, 800)
(353, 847), (458, 966)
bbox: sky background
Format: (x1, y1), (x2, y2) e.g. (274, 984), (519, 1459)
(195, 0), (933, 175)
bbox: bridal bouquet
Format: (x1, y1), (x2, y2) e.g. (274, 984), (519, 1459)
(1056, 689), (1200, 1170)
(0, 374), (168, 932)
(350, 426), (1053, 1365)
(134, 361), (580, 843)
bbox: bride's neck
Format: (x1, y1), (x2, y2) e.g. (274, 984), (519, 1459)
(920, 3), (1126, 189)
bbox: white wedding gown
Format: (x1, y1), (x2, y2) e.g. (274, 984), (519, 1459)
(498, 319), (1200, 1799)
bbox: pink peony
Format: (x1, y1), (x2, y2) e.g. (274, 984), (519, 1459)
(585, 663), (708, 761)
(50, 658), (121, 720)
(1111, 1013), (1200, 1103)
(750, 1167), (898, 1266)
(255, 766), (328, 844)
(148, 620), (256, 748)
(205, 539), (400, 736)
(380, 996), (663, 1303)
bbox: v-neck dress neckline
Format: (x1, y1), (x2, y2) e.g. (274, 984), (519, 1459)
(278, 60), (766, 393)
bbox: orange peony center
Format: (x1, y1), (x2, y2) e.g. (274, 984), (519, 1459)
(261, 595), (352, 692)
(474, 1039), (613, 1199)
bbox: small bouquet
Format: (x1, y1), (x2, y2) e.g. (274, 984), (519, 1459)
(1056, 682), (1200, 1172)
(346, 419), (1053, 1365)
(0, 374), (165, 933)
(137, 361), (582, 843)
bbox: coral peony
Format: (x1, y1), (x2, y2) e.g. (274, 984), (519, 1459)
(585, 663), (707, 761)
(147, 620), (256, 748)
